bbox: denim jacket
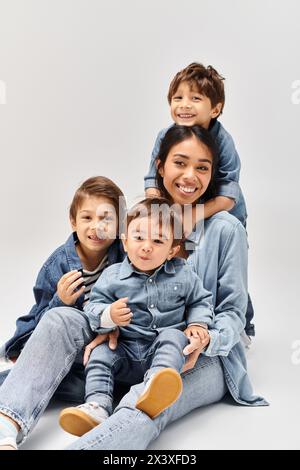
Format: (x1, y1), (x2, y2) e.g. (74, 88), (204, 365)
(144, 122), (248, 226)
(3, 233), (124, 358)
(184, 212), (268, 406)
(85, 256), (214, 340)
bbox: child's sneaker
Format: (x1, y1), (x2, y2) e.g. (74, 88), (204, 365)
(59, 402), (108, 437)
(136, 368), (182, 419)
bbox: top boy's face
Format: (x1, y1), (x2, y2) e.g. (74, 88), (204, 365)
(122, 216), (180, 275)
(170, 81), (221, 129)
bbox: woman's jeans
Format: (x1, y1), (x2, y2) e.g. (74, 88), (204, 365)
(0, 307), (94, 442)
(0, 306), (227, 448)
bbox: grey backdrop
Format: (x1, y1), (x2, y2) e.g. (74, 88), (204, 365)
(0, 0), (299, 449)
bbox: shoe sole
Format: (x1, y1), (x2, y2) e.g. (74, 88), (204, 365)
(136, 368), (182, 419)
(59, 408), (99, 437)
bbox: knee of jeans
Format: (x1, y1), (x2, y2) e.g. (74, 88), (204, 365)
(157, 328), (188, 345)
(88, 342), (119, 368)
(39, 307), (80, 329)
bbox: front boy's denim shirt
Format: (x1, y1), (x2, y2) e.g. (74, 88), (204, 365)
(3, 233), (124, 358)
(85, 256), (214, 340)
(144, 121), (248, 227)
(185, 211), (267, 406)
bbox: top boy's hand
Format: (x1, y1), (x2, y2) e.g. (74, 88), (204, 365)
(110, 297), (132, 326)
(57, 270), (85, 305)
(145, 188), (162, 198)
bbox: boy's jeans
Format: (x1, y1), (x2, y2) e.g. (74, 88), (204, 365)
(0, 306), (94, 443)
(86, 329), (189, 414)
(68, 354), (227, 450)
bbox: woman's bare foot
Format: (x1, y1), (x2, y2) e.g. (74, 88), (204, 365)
(0, 413), (19, 449)
(0, 412), (19, 431)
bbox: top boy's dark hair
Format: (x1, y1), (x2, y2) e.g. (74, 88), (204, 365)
(168, 62), (225, 115)
(126, 197), (184, 247)
(155, 125), (219, 202)
(69, 176), (125, 222)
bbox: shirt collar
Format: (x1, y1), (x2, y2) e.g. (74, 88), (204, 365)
(64, 232), (82, 271)
(119, 256), (178, 280)
(184, 220), (204, 249)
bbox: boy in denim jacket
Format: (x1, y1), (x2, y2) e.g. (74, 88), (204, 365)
(59, 198), (214, 437)
(0, 176), (124, 364)
(144, 62), (254, 338)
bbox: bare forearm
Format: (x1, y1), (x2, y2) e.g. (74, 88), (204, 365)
(204, 196), (235, 219)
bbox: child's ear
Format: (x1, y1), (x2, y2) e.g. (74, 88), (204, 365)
(167, 244), (181, 260)
(120, 233), (128, 252)
(70, 217), (76, 232)
(211, 102), (222, 119)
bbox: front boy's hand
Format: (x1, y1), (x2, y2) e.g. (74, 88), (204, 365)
(110, 297), (132, 326)
(57, 270), (85, 305)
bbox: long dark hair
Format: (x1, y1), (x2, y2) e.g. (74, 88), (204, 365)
(156, 125), (219, 202)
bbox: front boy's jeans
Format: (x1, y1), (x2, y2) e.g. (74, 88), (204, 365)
(0, 307), (94, 443)
(85, 329), (189, 414)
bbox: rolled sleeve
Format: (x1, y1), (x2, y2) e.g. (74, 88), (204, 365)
(216, 180), (241, 202)
(144, 127), (169, 190)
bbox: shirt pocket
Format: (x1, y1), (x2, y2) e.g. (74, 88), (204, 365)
(161, 282), (184, 304)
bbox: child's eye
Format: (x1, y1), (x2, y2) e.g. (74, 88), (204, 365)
(193, 96), (202, 101)
(133, 235), (143, 241)
(174, 161), (185, 167)
(154, 239), (164, 244)
(173, 95), (182, 100)
(82, 216), (91, 220)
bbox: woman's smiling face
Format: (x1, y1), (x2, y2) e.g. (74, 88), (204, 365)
(158, 135), (213, 205)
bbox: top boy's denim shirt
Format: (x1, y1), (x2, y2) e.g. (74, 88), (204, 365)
(3, 233), (124, 358)
(85, 256), (214, 340)
(183, 211), (267, 406)
(144, 121), (248, 226)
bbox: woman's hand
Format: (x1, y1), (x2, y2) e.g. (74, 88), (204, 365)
(83, 329), (119, 366)
(57, 270), (85, 305)
(182, 326), (210, 372)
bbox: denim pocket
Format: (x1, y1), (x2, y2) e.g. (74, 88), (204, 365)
(161, 282), (184, 303)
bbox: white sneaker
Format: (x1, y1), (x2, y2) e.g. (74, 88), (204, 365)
(0, 357), (14, 373)
(59, 402), (108, 437)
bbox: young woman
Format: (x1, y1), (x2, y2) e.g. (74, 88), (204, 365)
(0, 126), (267, 450)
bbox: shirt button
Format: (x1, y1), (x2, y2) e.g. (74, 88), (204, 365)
(150, 304), (154, 308)
(149, 279), (153, 283)
(174, 286), (177, 290)
(153, 324), (157, 329)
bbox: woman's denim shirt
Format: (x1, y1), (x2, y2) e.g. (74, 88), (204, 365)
(185, 211), (268, 406)
(3, 233), (124, 358)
